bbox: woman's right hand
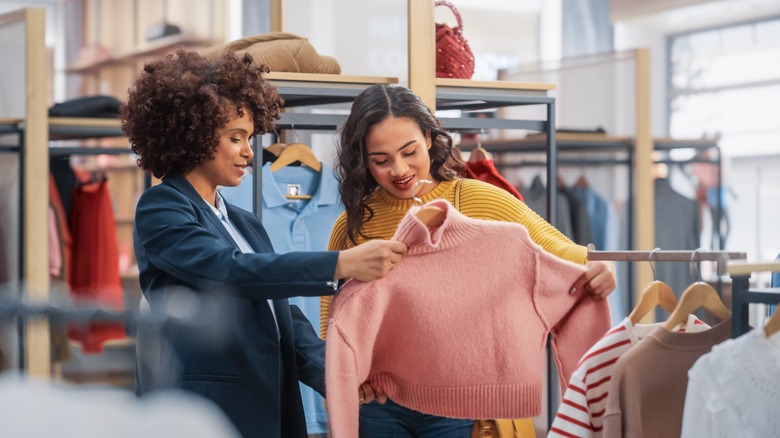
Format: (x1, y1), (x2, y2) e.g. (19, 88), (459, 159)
(335, 240), (407, 282)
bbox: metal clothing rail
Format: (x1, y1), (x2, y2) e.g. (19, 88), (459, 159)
(587, 249), (747, 315)
(727, 261), (780, 338)
(588, 249), (746, 267)
(0, 289), (230, 333)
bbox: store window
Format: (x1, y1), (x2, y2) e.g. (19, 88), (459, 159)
(668, 17), (780, 156)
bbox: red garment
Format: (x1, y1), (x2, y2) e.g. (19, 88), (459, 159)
(68, 180), (125, 353)
(49, 175), (72, 282)
(464, 159), (524, 201)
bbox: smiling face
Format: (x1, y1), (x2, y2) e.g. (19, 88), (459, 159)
(364, 116), (435, 199)
(186, 106), (255, 204)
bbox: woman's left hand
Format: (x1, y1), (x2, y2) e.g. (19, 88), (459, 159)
(573, 261), (617, 300)
(359, 381), (387, 405)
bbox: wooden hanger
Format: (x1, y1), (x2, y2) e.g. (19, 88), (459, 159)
(410, 179), (444, 227)
(630, 249), (677, 324)
(415, 205), (446, 228)
(270, 142), (322, 173)
(764, 307), (780, 338)
(662, 281), (731, 330)
(575, 173), (589, 189)
(663, 252), (731, 330)
(468, 130), (492, 162)
(630, 281), (677, 325)
(469, 146), (492, 162)
(265, 142), (286, 157)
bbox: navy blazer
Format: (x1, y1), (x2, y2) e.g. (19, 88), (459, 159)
(134, 174), (339, 438)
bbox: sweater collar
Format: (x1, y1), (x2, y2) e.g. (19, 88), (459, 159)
(391, 199), (478, 253)
(371, 179), (456, 212)
(648, 317), (731, 350)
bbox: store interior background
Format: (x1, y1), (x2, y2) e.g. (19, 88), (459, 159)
(4, 0), (777, 262)
(0, 0), (779, 430)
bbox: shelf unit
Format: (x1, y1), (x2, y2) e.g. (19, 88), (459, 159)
(728, 261), (780, 338)
(64, 34), (213, 74)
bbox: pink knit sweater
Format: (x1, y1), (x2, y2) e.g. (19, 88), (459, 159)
(325, 200), (611, 438)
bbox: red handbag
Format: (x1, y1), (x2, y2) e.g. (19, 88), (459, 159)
(435, 1), (475, 79)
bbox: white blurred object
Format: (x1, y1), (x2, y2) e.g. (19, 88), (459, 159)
(0, 372), (241, 438)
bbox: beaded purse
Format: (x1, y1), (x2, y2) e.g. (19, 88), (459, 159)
(435, 1), (475, 79)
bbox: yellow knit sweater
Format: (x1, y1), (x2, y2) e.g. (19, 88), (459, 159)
(320, 178), (588, 338)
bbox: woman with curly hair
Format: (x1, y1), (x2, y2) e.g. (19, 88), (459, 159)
(122, 50), (405, 438)
(320, 84), (617, 437)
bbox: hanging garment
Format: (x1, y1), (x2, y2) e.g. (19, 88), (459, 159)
(569, 186), (618, 253)
(325, 199), (610, 438)
(68, 180), (125, 353)
(570, 185), (623, 322)
(680, 328), (780, 438)
(560, 185), (592, 246)
(49, 175), (72, 283)
(653, 178), (700, 308)
(464, 159), (525, 201)
(548, 315), (710, 438)
(600, 319), (730, 438)
(47, 203), (72, 363)
(221, 161), (342, 435)
(521, 176), (574, 240)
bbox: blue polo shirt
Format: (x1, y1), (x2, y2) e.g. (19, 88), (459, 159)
(221, 161), (343, 434)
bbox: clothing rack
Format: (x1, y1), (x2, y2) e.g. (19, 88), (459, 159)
(727, 261), (780, 338)
(4, 113), (146, 374)
(588, 249), (747, 315)
(0, 287), (231, 333)
(0, 120), (25, 282)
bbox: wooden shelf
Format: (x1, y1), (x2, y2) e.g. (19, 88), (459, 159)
(265, 72), (398, 85)
(65, 34), (215, 74)
(267, 74), (400, 109)
(435, 78), (556, 91)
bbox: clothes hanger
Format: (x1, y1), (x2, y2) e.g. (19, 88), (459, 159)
(269, 142), (323, 173)
(411, 179), (445, 228)
(764, 307), (780, 338)
(468, 129), (492, 162)
(574, 169), (589, 189)
(629, 248), (677, 325)
(265, 143), (286, 157)
(662, 250), (731, 330)
(556, 171), (566, 189)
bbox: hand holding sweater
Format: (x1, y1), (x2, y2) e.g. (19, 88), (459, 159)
(325, 199), (611, 438)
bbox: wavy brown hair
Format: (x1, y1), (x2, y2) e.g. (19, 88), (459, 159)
(120, 49), (282, 178)
(336, 84), (464, 244)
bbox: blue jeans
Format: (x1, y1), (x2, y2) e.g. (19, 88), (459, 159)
(359, 399), (473, 438)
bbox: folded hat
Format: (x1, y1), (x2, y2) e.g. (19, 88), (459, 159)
(202, 32), (340, 74)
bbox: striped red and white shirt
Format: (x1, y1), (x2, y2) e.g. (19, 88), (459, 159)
(548, 315), (709, 438)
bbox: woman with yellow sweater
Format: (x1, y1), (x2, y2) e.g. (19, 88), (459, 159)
(321, 84), (616, 437)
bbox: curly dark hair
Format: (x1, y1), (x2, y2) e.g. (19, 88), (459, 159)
(120, 49), (282, 178)
(336, 84), (464, 244)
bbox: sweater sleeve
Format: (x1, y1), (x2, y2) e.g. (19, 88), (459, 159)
(548, 374), (594, 438)
(532, 245), (610, 386)
(459, 179), (588, 264)
(321, 212), (350, 339)
(325, 321), (361, 438)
